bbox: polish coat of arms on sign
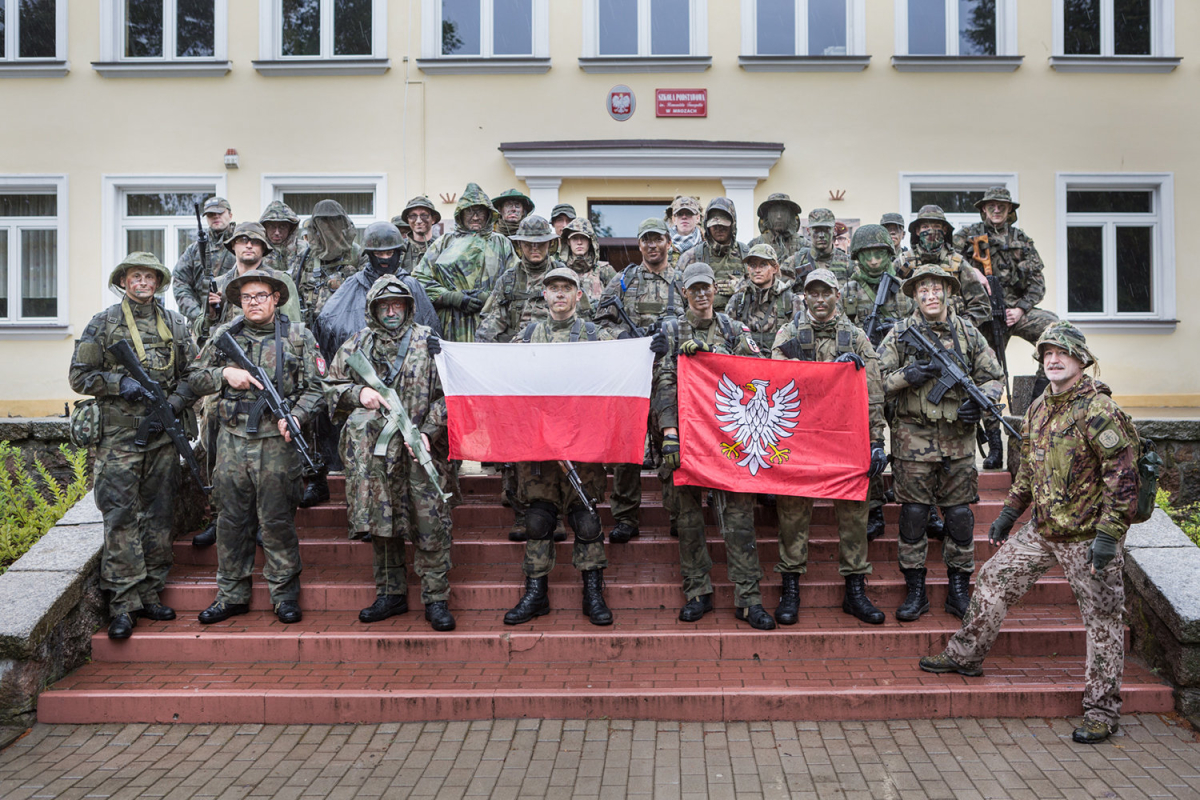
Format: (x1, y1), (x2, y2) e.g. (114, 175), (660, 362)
(713, 374), (801, 475)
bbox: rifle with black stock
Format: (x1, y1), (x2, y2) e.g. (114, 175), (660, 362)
(596, 292), (646, 338)
(970, 234), (1011, 405)
(558, 459), (599, 522)
(107, 339), (210, 494)
(195, 203), (220, 321)
(212, 330), (325, 477)
(862, 271), (901, 347)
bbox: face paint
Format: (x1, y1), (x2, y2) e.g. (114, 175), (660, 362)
(855, 248), (890, 276)
(918, 229), (945, 254)
(376, 298), (409, 330)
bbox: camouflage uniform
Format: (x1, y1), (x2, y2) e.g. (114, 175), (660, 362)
(492, 188), (535, 240)
(747, 193), (809, 275)
(475, 217), (559, 343)
(323, 276), (452, 605)
(898, 205), (991, 329)
(676, 198), (749, 310)
(69, 254), (200, 617)
(666, 195), (703, 270)
(396, 196), (441, 276)
(259, 201), (309, 286)
(559, 217), (617, 317)
(414, 183), (518, 342)
(725, 257), (793, 353)
(783, 209), (851, 286)
(296, 200), (363, 327)
(172, 200), (236, 323)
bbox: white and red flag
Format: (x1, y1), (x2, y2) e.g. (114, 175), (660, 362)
(434, 339), (654, 464)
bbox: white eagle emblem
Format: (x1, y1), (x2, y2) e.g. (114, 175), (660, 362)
(714, 375), (801, 475)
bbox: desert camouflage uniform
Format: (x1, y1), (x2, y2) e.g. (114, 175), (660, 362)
(172, 224), (236, 323)
(323, 276), (451, 604)
(676, 198), (749, 311)
(944, 375), (1137, 726)
(259, 201), (309, 286)
(725, 277), (794, 353)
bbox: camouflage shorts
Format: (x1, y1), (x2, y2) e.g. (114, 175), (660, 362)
(892, 456), (978, 507)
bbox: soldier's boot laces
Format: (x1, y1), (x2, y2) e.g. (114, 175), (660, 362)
(192, 522), (216, 548)
(678, 593), (713, 622)
(504, 575), (550, 625)
(581, 570), (613, 626)
(424, 601), (456, 631)
(775, 573), (801, 626)
(982, 427), (1004, 470)
(359, 594), (408, 623)
(298, 472), (330, 509)
(945, 569), (972, 619)
(842, 574), (885, 625)
(895, 568), (930, 622)
(1072, 719), (1118, 744)
(198, 600), (250, 625)
(866, 506), (886, 542)
(275, 600), (302, 624)
(918, 652), (983, 677)
(735, 604), (777, 631)
(926, 508), (945, 540)
(107, 613), (136, 640)
(609, 521), (639, 544)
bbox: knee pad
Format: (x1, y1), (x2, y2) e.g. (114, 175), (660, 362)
(567, 506), (603, 544)
(525, 501), (558, 541)
(899, 503), (931, 544)
(943, 505), (975, 546)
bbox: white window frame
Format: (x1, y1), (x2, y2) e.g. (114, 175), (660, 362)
(892, 0), (1020, 71)
(1055, 173), (1175, 333)
(580, 0), (711, 73)
(95, 0), (230, 77)
(0, 175), (69, 336)
(0, 0), (69, 78)
(418, 0), (550, 73)
(262, 174), (388, 234)
(899, 172), (1018, 234)
(1050, 0), (1177, 72)
(255, 0), (390, 76)
(739, 0), (866, 56)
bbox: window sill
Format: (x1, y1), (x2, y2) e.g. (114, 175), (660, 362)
(577, 56), (712, 74)
(252, 58), (391, 77)
(1049, 56), (1181, 73)
(91, 61), (232, 78)
(1068, 319), (1179, 335)
(0, 60), (70, 78)
(0, 324), (73, 340)
(891, 55), (1023, 72)
(416, 57), (551, 75)
(738, 55), (870, 72)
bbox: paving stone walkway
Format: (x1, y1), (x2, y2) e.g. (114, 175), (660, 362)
(2, 715), (1199, 800)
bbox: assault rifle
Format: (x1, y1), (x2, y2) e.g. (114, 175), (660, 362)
(213, 330), (325, 477)
(596, 293), (645, 338)
(970, 234), (1011, 404)
(344, 349), (450, 504)
(196, 203), (220, 321)
(898, 325), (1023, 442)
(862, 272), (901, 347)
(107, 339), (210, 493)
(559, 460), (598, 520)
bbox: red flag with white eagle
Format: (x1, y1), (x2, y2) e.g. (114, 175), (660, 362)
(434, 339), (654, 463)
(674, 352), (870, 501)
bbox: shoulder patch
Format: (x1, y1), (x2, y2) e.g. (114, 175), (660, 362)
(1098, 429), (1119, 449)
(315, 354), (327, 376)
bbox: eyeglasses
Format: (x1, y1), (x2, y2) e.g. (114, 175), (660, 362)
(233, 236), (255, 246)
(240, 292), (273, 305)
(407, 212), (432, 222)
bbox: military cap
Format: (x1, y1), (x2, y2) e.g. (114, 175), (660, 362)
(400, 194), (441, 225)
(850, 224), (895, 258)
(1035, 321), (1094, 367)
(550, 203), (577, 222)
(757, 193), (802, 218)
(803, 268), (840, 291)
(202, 196), (231, 214)
(681, 262), (716, 288)
(879, 212), (906, 228)
(834, 221), (849, 237)
(510, 215), (558, 243)
(109, 251), (171, 296)
(638, 217), (670, 239)
(493, 188), (535, 215)
(901, 264), (960, 298)
(907, 204), (954, 236)
(225, 269), (290, 307)
(668, 195), (702, 217)
(389, 214), (413, 235)
(808, 208), (836, 229)
(975, 186), (1019, 212)
(224, 221), (274, 255)
(541, 267), (582, 288)
(706, 210), (734, 228)
(745, 243), (779, 263)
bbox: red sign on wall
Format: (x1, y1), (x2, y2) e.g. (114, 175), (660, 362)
(655, 89), (707, 118)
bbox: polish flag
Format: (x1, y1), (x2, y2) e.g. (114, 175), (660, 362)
(434, 339), (654, 464)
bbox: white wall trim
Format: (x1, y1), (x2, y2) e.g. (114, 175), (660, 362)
(421, 0), (549, 60)
(582, 0), (706, 58)
(0, 174), (69, 328)
(0, 0), (68, 71)
(740, 0), (866, 57)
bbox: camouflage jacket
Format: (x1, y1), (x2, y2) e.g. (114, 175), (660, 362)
(1006, 376), (1138, 543)
(896, 248), (992, 329)
(747, 230), (809, 274)
(562, 255), (617, 318)
(878, 312), (1004, 462)
(594, 262), (685, 336)
(69, 298), (200, 452)
(677, 240), (749, 310)
(725, 277), (794, 353)
(296, 243), (364, 328)
(191, 315), (327, 440)
(264, 239), (310, 288)
(953, 222), (1047, 312)
(771, 312), (885, 443)
(842, 269), (916, 347)
(652, 309), (761, 431)
(399, 238), (429, 276)
(520, 313), (615, 344)
(171, 225), (237, 323)
(475, 258), (558, 343)
(784, 247), (851, 286)
(413, 227), (517, 343)
(192, 267), (303, 346)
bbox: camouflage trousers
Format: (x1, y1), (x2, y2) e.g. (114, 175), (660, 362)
(609, 462), (642, 526)
(893, 457), (977, 572)
(943, 523), (1125, 726)
(776, 495), (871, 577)
(213, 430), (302, 605)
(867, 474), (886, 512)
(93, 441), (179, 615)
(518, 461), (608, 578)
(671, 475), (763, 608)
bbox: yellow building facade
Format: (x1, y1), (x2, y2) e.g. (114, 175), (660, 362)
(0, 0), (1194, 414)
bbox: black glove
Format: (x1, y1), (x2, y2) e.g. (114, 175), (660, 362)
(902, 360), (941, 387)
(649, 330), (669, 356)
(833, 352), (865, 371)
(426, 335), (442, 356)
(661, 434), (681, 470)
(617, 331), (633, 340)
(956, 398), (983, 425)
(1088, 532), (1119, 572)
(118, 376), (149, 402)
(166, 393), (186, 417)
(988, 505), (1021, 547)
(679, 339), (712, 357)
(867, 442), (888, 478)
(464, 291), (485, 314)
(145, 416), (164, 437)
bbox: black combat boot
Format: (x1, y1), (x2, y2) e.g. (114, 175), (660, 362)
(775, 573), (800, 625)
(895, 568), (929, 622)
(982, 427), (1004, 470)
(198, 600), (249, 624)
(678, 593), (713, 622)
(141, 603), (176, 621)
(581, 570), (613, 626)
(504, 575), (550, 625)
(359, 595), (408, 623)
(945, 569), (972, 619)
(842, 574), (885, 625)
(107, 612), (136, 639)
(192, 521), (216, 548)
(609, 521), (639, 544)
(424, 601), (456, 631)
(508, 507), (528, 542)
(275, 600), (302, 624)
(299, 472), (330, 508)
(734, 604), (776, 630)
(866, 506), (886, 541)
(926, 508), (945, 540)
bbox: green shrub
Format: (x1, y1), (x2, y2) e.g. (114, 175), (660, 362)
(0, 442), (90, 575)
(1155, 487), (1200, 547)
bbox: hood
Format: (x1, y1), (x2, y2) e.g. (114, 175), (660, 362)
(309, 199), (358, 261)
(702, 197), (739, 248)
(454, 183), (500, 231)
(259, 201), (301, 250)
(364, 274), (412, 335)
(560, 217), (600, 270)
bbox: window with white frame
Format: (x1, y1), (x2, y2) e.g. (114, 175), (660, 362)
(0, 0), (67, 73)
(752, 0), (855, 56)
(265, 175), (387, 242)
(281, 0), (374, 57)
(0, 177), (68, 327)
(587, 0), (705, 58)
(122, 0), (219, 58)
(896, 0), (1016, 56)
(441, 0), (531, 56)
(900, 174), (1018, 233)
(1058, 0), (1170, 57)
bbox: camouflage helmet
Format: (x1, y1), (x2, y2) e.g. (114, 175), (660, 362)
(550, 203), (577, 223)
(400, 195), (441, 225)
(745, 243), (779, 263)
(225, 269), (290, 307)
(901, 264), (960, 298)
(879, 212), (906, 229)
(974, 186), (1019, 223)
(223, 221), (274, 256)
(493, 188), (535, 216)
(542, 266), (582, 289)
(907, 205), (954, 238)
(757, 192), (802, 219)
(109, 251), (171, 296)
(362, 221), (405, 252)
(808, 208), (836, 229)
(509, 215), (558, 243)
(1035, 321), (1095, 367)
(850, 224), (896, 258)
(560, 216), (599, 254)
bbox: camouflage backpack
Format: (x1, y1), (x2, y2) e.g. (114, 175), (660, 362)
(69, 398), (102, 448)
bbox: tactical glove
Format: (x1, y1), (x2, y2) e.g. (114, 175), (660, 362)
(118, 376), (149, 402)
(649, 330), (669, 356)
(956, 398), (983, 425)
(441, 291), (466, 309)
(867, 442), (888, 478)
(166, 393), (186, 417)
(464, 291), (485, 314)
(988, 506), (1021, 547)
(834, 352), (865, 371)
(661, 434), (681, 471)
(679, 339), (712, 357)
(426, 335), (442, 356)
(145, 416), (164, 437)
(1088, 532), (1119, 572)
(902, 360), (941, 387)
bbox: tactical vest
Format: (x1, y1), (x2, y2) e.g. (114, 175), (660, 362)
(892, 314), (976, 422)
(661, 313), (739, 355)
(777, 315), (856, 361)
(215, 315), (309, 430)
(521, 317), (599, 343)
(619, 265), (682, 323)
(497, 264), (550, 337)
(100, 301), (189, 388)
(726, 285), (792, 350)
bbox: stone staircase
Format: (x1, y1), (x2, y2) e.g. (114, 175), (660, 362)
(38, 471), (1174, 724)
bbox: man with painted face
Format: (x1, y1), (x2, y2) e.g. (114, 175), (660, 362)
(323, 276), (455, 631)
(296, 199), (363, 327)
(895, 205), (991, 328)
(783, 208), (851, 286)
(560, 217), (617, 316)
(172, 196), (237, 324)
(725, 243), (793, 353)
(260, 201), (308, 286)
(493, 188), (535, 240)
(677, 198), (749, 311)
(395, 196), (441, 275)
(748, 194), (809, 278)
(70, 252), (201, 639)
(550, 203), (577, 236)
(770, 269), (888, 626)
(878, 265), (1004, 623)
(666, 195), (702, 268)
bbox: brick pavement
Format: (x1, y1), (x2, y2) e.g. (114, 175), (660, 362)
(2, 716), (1199, 800)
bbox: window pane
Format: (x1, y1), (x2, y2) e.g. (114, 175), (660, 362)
(334, 0), (372, 56)
(1064, 0), (1100, 55)
(0, 5), (5, 59)
(1066, 226), (1103, 313)
(1114, 0), (1151, 55)
(493, 0), (532, 55)
(1066, 190), (1152, 214)
(0, 230), (7, 318)
(910, 189), (983, 214)
(0, 194), (57, 216)
(599, 0), (637, 55)
(908, 0), (946, 55)
(20, 229), (56, 318)
(1116, 226), (1152, 313)
(177, 0), (215, 57)
(126, 229), (166, 264)
(441, 0), (480, 55)
(124, 0), (162, 57)
(178, 227), (198, 255)
(282, 191), (374, 216)
(755, 0), (794, 55)
(281, 0), (320, 56)
(810, 0), (846, 56)
(588, 202), (669, 239)
(126, 192), (209, 217)
(651, 0), (690, 56)
(19, 0), (56, 58)
(959, 0), (995, 55)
